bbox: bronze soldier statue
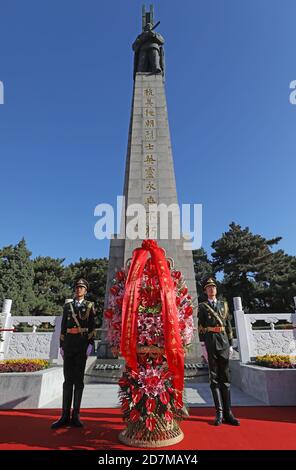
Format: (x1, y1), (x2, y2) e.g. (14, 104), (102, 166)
(198, 277), (240, 426)
(51, 279), (96, 429)
(133, 22), (165, 77)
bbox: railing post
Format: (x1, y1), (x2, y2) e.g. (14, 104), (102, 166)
(51, 298), (73, 364)
(0, 299), (12, 359)
(233, 297), (242, 311)
(233, 297), (252, 363)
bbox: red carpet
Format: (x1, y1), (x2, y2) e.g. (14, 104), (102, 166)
(0, 408), (295, 450)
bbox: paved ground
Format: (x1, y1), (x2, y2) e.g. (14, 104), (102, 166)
(45, 351), (265, 409)
(43, 382), (265, 409)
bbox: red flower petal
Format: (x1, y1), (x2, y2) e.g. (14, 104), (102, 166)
(165, 411), (173, 422)
(160, 391), (170, 405)
(132, 390), (142, 404)
(110, 285), (119, 295)
(145, 416), (156, 431)
(130, 409), (140, 422)
(115, 271), (125, 282)
(146, 397), (156, 413)
(121, 398), (129, 412)
(104, 309), (113, 319)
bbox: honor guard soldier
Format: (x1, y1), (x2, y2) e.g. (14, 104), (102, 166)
(198, 277), (240, 426)
(51, 278), (96, 429)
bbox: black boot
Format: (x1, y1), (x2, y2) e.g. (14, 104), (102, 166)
(51, 384), (73, 429)
(220, 386), (240, 426)
(71, 386), (84, 427)
(211, 387), (223, 426)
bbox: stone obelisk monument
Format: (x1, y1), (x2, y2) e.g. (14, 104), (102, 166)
(98, 5), (199, 362)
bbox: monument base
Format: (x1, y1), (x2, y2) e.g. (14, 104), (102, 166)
(85, 358), (124, 384)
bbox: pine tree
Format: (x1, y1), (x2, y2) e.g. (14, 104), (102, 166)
(0, 239), (35, 315)
(211, 222), (296, 312)
(32, 256), (72, 315)
(255, 250), (296, 312)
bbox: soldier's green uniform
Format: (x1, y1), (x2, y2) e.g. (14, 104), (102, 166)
(51, 279), (96, 429)
(198, 277), (239, 426)
(198, 298), (233, 386)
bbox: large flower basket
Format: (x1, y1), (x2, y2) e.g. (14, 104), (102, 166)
(105, 240), (195, 448)
(118, 345), (184, 447)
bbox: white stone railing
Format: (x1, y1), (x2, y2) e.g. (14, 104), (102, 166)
(0, 299), (62, 362)
(233, 296), (296, 363)
(0, 299), (107, 362)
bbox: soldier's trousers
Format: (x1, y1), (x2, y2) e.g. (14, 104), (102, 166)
(208, 348), (230, 392)
(63, 348), (87, 390)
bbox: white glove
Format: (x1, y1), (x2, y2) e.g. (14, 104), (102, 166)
(229, 346), (234, 357)
(200, 342), (208, 363)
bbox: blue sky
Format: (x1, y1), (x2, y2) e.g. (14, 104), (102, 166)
(0, 0), (295, 263)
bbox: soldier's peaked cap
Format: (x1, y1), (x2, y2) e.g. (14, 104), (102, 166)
(75, 278), (89, 290)
(203, 277), (217, 290)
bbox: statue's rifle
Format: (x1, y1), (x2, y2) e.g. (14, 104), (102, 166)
(151, 21), (160, 31)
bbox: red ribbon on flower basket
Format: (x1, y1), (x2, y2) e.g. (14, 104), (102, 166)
(120, 239), (184, 393)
